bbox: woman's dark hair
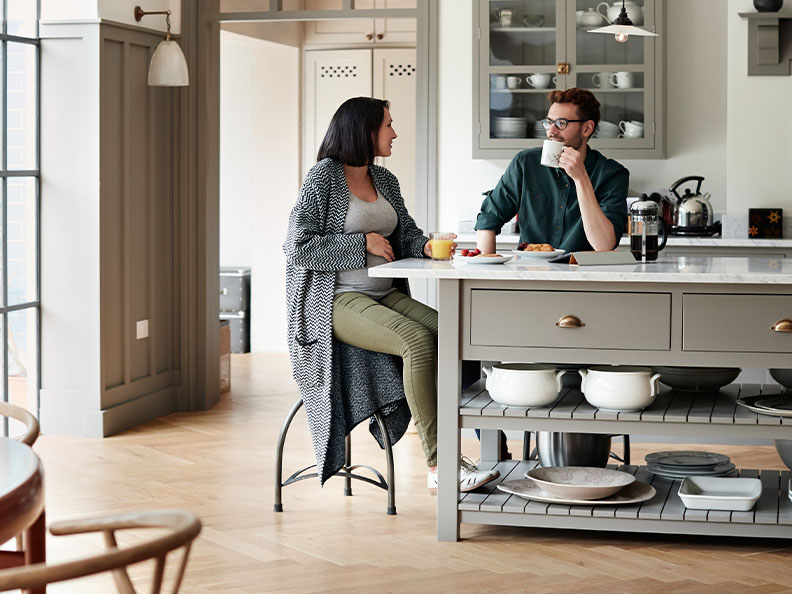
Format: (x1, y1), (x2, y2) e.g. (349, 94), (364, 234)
(547, 88), (601, 129)
(317, 97), (390, 166)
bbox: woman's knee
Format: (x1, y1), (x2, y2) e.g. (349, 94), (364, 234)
(390, 319), (436, 361)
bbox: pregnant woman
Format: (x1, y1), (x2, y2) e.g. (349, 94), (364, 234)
(283, 96), (498, 493)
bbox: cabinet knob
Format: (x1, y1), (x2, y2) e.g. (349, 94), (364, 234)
(771, 319), (792, 332)
(366, 33), (373, 40)
(557, 62), (570, 75)
(376, 33), (383, 40)
(555, 314), (585, 328)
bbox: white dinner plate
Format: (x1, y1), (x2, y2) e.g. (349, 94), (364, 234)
(737, 394), (792, 418)
(511, 249), (565, 260)
(455, 254), (513, 265)
(497, 478), (655, 506)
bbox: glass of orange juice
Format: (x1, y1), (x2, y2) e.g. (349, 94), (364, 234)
(429, 232), (455, 261)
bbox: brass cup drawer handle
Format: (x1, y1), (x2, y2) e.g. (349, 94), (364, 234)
(556, 315), (585, 328)
(771, 319), (792, 332)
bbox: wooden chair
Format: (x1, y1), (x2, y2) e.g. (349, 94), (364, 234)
(0, 401), (41, 554)
(0, 509), (202, 594)
(0, 401), (39, 446)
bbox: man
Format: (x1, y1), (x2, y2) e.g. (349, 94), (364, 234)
(476, 88), (629, 254)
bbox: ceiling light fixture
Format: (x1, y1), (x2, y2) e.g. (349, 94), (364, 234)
(134, 5), (189, 86)
(587, 0), (658, 44)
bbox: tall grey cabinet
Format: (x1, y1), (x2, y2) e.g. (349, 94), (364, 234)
(473, 0), (664, 159)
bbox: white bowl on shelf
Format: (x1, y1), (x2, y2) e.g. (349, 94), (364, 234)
(678, 476), (762, 511)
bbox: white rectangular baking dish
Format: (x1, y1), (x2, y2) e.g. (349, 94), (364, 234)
(678, 476), (762, 511)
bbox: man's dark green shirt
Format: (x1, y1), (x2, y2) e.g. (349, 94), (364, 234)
(475, 147), (629, 252)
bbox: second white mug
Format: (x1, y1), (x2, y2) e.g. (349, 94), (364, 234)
(506, 75), (522, 89)
(591, 71), (615, 89)
(526, 73), (556, 89)
(493, 7), (512, 26)
(609, 71), (634, 89)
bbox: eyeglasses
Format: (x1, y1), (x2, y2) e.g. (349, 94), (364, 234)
(541, 118), (587, 130)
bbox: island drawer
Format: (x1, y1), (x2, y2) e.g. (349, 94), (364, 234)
(468, 290), (671, 350)
(683, 294), (792, 353)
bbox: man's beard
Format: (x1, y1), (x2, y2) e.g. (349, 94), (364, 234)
(549, 129), (584, 150)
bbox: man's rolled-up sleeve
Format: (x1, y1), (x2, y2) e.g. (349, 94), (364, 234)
(597, 166), (629, 248)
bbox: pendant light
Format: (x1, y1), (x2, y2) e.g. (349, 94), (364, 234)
(134, 5), (189, 86)
(587, 0), (658, 43)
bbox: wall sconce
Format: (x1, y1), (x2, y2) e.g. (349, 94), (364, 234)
(588, 0), (658, 44)
(134, 5), (189, 86)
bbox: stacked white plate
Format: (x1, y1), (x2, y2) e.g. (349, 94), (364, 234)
(645, 450), (736, 480)
(492, 116), (528, 138)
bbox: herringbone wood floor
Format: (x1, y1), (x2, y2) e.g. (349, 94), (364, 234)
(23, 355), (792, 593)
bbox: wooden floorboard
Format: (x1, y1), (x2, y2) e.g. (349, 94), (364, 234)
(14, 354), (792, 592)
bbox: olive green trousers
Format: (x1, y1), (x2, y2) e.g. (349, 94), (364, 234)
(333, 290), (438, 467)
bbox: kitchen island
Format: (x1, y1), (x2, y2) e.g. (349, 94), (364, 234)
(370, 255), (792, 542)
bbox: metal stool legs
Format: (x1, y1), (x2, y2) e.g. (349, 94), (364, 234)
(274, 397), (396, 515)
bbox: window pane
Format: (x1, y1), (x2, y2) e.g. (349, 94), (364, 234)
(7, 177), (37, 306)
(7, 42), (37, 171)
(8, 308), (37, 420)
(7, 0), (38, 38)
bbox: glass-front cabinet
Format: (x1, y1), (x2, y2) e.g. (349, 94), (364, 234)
(473, 0), (664, 159)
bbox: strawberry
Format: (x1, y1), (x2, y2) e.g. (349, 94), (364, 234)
(460, 249), (469, 256)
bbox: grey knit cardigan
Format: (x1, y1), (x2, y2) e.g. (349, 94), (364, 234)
(283, 158), (429, 484)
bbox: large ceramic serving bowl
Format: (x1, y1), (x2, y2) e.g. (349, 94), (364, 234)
(653, 366), (741, 391)
(769, 368), (792, 390)
(526, 466), (635, 500)
(579, 366), (661, 412)
(775, 439), (792, 471)
(483, 363), (565, 408)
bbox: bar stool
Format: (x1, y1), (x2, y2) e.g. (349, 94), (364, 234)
(274, 397), (396, 515)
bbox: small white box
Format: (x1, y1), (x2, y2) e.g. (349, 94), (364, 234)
(136, 319), (149, 340)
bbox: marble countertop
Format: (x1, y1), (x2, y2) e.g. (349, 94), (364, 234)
(370, 255), (792, 284)
(454, 233), (792, 249)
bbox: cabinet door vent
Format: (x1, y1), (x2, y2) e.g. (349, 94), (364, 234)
(389, 63), (416, 77)
(320, 65), (358, 78)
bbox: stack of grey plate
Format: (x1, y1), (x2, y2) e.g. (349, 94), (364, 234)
(532, 121), (546, 138)
(492, 117), (528, 138)
(645, 450), (735, 479)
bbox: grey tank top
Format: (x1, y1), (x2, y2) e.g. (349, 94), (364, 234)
(335, 188), (398, 299)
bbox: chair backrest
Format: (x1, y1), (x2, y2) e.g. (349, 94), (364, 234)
(0, 401), (39, 445)
(0, 509), (202, 594)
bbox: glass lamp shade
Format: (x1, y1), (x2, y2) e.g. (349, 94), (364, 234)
(148, 39), (189, 86)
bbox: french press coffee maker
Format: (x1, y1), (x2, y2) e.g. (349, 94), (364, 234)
(629, 196), (667, 262)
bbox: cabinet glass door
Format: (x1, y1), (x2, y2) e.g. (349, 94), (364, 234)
(569, 0), (656, 150)
(482, 0), (565, 145)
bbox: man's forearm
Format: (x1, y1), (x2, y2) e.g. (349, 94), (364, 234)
(575, 178), (616, 251)
(476, 229), (497, 254)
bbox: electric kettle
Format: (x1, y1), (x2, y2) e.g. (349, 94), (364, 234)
(667, 175), (721, 236)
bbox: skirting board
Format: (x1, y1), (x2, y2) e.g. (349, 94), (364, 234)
(41, 386), (178, 437)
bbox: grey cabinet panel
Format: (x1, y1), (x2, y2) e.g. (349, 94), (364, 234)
(683, 294), (792, 353)
(469, 289), (671, 350)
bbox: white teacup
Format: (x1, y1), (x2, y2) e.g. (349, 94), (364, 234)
(591, 72), (615, 89)
(609, 71), (633, 89)
(491, 75), (506, 89)
(540, 139), (564, 168)
(619, 120), (644, 136)
(506, 75), (522, 89)
(493, 7), (512, 26)
(526, 73), (556, 89)
(596, 120), (620, 138)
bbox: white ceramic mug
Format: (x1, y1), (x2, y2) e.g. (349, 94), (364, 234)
(492, 75), (506, 89)
(506, 75), (522, 89)
(596, 120), (620, 138)
(610, 71), (633, 89)
(493, 7), (512, 26)
(591, 71), (615, 89)
(526, 73), (556, 89)
(540, 139), (564, 168)
(619, 120), (644, 136)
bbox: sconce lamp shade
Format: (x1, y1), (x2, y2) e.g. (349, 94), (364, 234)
(148, 39), (189, 86)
